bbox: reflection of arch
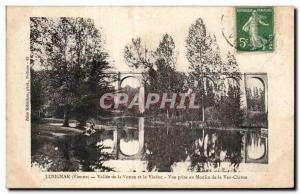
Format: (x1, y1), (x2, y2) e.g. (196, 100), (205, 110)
(119, 129), (140, 156)
(117, 117), (145, 160)
(245, 131), (268, 164)
(120, 139), (140, 156)
(246, 133), (266, 160)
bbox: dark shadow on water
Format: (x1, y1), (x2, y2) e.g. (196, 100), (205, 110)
(31, 129), (114, 172)
(144, 127), (245, 172)
(31, 117), (267, 172)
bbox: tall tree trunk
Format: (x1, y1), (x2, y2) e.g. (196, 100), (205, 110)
(63, 105), (71, 127)
(201, 93), (205, 122)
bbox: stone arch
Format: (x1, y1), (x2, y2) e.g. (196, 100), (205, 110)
(196, 76), (217, 97)
(199, 75), (217, 87)
(221, 76), (240, 96)
(120, 76), (141, 89)
(245, 73), (268, 112)
(116, 72), (145, 113)
(224, 76), (240, 86)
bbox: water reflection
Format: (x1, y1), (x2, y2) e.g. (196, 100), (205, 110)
(119, 117), (144, 157)
(31, 117), (268, 172)
(31, 131), (114, 172)
(245, 130), (268, 163)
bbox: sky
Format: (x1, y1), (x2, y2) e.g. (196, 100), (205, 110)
(90, 7), (237, 72)
(31, 7), (278, 75)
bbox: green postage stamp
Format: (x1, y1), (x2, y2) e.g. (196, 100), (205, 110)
(236, 7), (274, 52)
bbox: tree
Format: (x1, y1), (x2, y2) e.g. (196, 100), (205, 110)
(30, 17), (56, 69)
(223, 52), (239, 75)
(30, 17), (113, 127)
(72, 59), (113, 127)
(186, 18), (243, 124)
(218, 83), (244, 127)
(153, 34), (185, 92)
(30, 68), (45, 120)
(124, 38), (152, 70)
(186, 18), (222, 77)
(186, 18), (222, 121)
(153, 34), (186, 117)
(123, 37), (154, 90)
(124, 34), (186, 93)
(124, 34), (186, 117)
(154, 34), (176, 69)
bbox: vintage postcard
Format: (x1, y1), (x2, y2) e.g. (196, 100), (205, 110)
(6, 6), (294, 188)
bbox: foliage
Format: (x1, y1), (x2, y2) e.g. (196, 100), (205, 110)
(124, 34), (187, 117)
(30, 17), (113, 127)
(31, 131), (113, 172)
(31, 68), (44, 111)
(124, 38), (152, 70)
(246, 87), (265, 112)
(186, 18), (244, 125)
(144, 126), (244, 172)
(186, 18), (223, 77)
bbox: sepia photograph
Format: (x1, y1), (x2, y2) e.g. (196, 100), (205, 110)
(30, 16), (268, 173)
(6, 6), (294, 189)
